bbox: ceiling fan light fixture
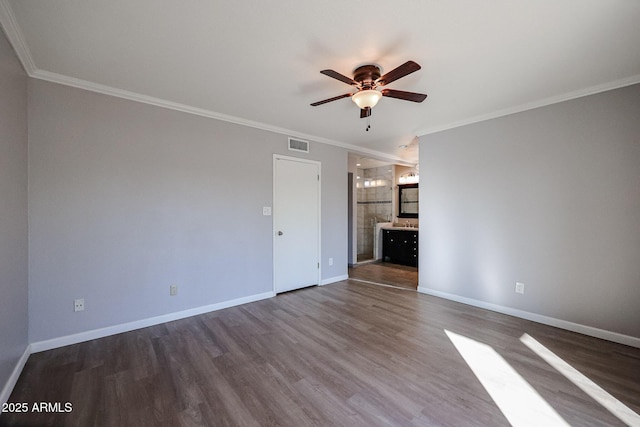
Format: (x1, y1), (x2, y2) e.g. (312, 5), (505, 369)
(352, 89), (382, 109)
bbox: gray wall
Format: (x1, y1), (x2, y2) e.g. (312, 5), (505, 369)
(0, 28), (29, 394)
(419, 84), (640, 338)
(28, 79), (347, 343)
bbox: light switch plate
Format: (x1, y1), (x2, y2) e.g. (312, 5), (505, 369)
(263, 207), (272, 216)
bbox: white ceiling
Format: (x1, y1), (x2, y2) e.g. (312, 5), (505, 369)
(2, 0), (639, 164)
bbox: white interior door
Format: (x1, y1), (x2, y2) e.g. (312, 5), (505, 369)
(273, 155), (320, 293)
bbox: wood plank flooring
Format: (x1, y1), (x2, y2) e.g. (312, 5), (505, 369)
(349, 261), (418, 290)
(3, 280), (639, 426)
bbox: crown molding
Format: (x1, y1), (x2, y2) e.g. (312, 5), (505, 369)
(417, 74), (640, 137)
(0, 0), (36, 74)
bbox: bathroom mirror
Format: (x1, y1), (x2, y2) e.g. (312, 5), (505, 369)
(398, 184), (419, 218)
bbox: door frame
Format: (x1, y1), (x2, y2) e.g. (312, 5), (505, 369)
(272, 154), (322, 293)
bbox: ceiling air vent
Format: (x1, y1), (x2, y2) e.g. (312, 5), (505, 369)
(288, 137), (309, 153)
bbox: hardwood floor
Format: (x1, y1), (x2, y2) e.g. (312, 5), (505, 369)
(349, 261), (418, 290)
(3, 281), (639, 426)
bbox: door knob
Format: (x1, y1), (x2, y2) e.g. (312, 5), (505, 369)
(278, 231), (283, 236)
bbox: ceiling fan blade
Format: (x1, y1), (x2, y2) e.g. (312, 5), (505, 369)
(360, 107), (371, 118)
(375, 61), (421, 86)
(320, 69), (359, 86)
(381, 89), (427, 103)
(310, 93), (352, 106)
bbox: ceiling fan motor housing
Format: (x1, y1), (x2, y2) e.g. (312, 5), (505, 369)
(353, 65), (381, 89)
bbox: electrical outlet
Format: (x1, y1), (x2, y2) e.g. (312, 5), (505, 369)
(328, 257), (333, 266)
(170, 284), (178, 296)
(74, 298), (85, 312)
(515, 282), (525, 294)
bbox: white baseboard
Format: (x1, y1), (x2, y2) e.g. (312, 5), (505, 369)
(320, 274), (349, 286)
(417, 286), (640, 349)
(0, 344), (31, 406)
(30, 291), (275, 353)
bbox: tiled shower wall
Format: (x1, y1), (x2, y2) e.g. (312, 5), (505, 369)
(356, 166), (393, 261)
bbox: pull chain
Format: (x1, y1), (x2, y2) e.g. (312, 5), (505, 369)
(366, 115), (371, 131)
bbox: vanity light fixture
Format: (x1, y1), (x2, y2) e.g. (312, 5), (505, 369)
(399, 172), (419, 184)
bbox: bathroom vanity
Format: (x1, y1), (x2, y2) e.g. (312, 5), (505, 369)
(382, 228), (418, 267)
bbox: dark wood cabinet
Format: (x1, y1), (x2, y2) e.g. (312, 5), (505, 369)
(382, 229), (418, 267)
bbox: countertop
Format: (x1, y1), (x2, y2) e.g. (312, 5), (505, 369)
(381, 226), (419, 231)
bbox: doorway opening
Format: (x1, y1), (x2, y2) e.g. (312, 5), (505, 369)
(347, 154), (419, 290)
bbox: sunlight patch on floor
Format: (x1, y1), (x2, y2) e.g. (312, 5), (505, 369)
(445, 330), (569, 427)
(520, 333), (640, 427)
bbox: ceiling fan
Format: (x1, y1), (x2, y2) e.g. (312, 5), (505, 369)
(310, 60), (427, 130)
